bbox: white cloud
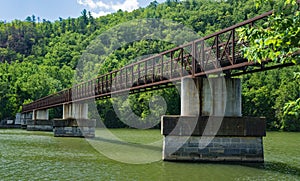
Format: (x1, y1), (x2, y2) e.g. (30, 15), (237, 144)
(77, 0), (140, 17)
(96, 1), (110, 9)
(77, 0), (98, 9)
(110, 0), (139, 12)
(91, 11), (110, 17)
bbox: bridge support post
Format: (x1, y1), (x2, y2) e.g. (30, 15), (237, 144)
(53, 103), (96, 138)
(27, 109), (53, 131)
(63, 103), (88, 120)
(21, 113), (32, 129)
(162, 77), (266, 163)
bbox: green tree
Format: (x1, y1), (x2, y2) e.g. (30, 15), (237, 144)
(281, 98), (300, 131)
(240, 0), (300, 131)
(238, 0), (300, 64)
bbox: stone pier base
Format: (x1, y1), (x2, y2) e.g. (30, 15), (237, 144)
(53, 119), (96, 138)
(21, 124), (27, 129)
(21, 113), (33, 129)
(26, 120), (53, 131)
(164, 136), (264, 162)
(162, 116), (266, 162)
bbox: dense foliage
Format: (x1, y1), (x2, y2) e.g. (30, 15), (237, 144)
(0, 0), (298, 130)
(239, 0), (300, 131)
(239, 0), (300, 64)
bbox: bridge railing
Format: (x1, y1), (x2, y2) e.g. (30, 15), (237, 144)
(22, 11), (273, 113)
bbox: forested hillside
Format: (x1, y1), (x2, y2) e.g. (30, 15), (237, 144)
(0, 0), (299, 130)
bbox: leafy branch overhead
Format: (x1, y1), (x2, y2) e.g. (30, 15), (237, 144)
(238, 0), (300, 64)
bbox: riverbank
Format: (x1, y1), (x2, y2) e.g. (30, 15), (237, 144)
(0, 129), (299, 180)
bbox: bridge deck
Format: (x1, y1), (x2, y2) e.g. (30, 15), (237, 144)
(22, 11), (294, 113)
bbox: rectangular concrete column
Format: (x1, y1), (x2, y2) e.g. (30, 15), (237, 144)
(181, 77), (200, 116)
(63, 104), (72, 119)
(15, 113), (21, 125)
(202, 78), (242, 117)
(73, 103), (88, 119)
(20, 114), (26, 129)
(63, 103), (88, 119)
(181, 77), (242, 117)
(21, 113), (32, 129)
(25, 112), (32, 122)
(33, 109), (49, 120)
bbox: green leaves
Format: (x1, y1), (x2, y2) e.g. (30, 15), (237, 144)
(242, 65), (300, 131)
(239, 0), (300, 64)
(281, 98), (300, 131)
(264, 37), (280, 47)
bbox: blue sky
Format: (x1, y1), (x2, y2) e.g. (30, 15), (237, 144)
(0, 0), (166, 22)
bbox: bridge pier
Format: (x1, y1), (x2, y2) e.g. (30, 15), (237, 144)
(21, 112), (32, 129)
(53, 103), (96, 138)
(26, 110), (53, 131)
(162, 77), (266, 162)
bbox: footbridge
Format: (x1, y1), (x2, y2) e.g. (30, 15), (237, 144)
(21, 11), (297, 162)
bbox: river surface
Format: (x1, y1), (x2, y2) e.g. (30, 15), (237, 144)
(0, 129), (299, 180)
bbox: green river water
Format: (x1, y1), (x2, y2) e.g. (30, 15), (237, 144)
(0, 129), (299, 180)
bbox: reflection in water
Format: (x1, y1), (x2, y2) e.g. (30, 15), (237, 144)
(91, 136), (162, 151)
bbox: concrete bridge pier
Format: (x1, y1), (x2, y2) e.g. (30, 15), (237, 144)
(162, 77), (266, 162)
(53, 103), (96, 138)
(21, 112), (32, 129)
(26, 109), (53, 131)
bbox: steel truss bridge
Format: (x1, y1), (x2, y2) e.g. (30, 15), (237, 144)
(22, 11), (297, 113)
